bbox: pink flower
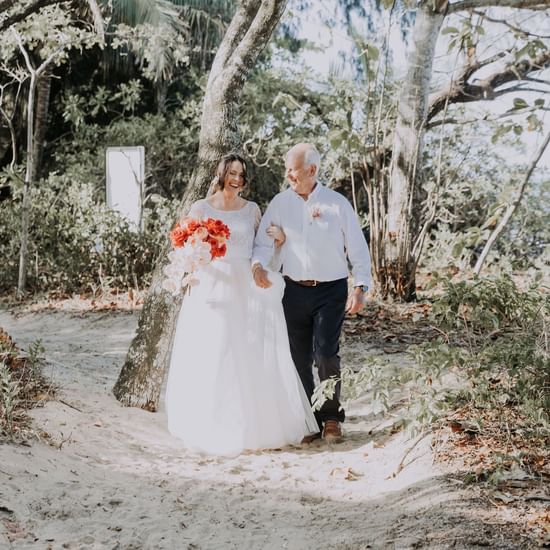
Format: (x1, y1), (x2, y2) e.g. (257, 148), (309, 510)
(310, 206), (322, 221)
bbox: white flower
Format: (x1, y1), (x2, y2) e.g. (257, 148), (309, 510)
(181, 274), (200, 288)
(163, 264), (180, 279)
(161, 277), (181, 296)
(194, 241), (212, 264)
(168, 248), (190, 270)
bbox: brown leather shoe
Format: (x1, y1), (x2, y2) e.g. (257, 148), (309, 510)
(301, 432), (322, 444)
(322, 420), (343, 443)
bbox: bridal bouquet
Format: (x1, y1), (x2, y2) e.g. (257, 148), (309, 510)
(162, 218), (230, 296)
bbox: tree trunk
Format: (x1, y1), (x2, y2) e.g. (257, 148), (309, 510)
(113, 0), (288, 410)
(31, 68), (52, 182)
(17, 72), (37, 296)
(379, 0), (448, 300)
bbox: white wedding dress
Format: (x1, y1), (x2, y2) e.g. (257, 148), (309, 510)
(165, 199), (318, 456)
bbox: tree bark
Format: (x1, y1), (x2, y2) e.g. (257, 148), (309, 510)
(473, 129), (550, 274)
(31, 68), (52, 183)
(380, 0), (448, 300)
(113, 0), (288, 410)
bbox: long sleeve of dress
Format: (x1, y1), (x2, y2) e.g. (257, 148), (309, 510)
(252, 200), (278, 269)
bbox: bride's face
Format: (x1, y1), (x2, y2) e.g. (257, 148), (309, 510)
(223, 161), (245, 193)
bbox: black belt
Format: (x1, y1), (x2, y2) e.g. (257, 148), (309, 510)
(284, 276), (322, 287)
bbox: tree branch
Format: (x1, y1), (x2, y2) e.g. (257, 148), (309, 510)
(0, 0), (18, 13)
(472, 9), (550, 38)
(428, 104), (550, 128)
(428, 50), (550, 119)
(473, 128), (550, 274)
(0, 0), (64, 32)
(448, 0), (550, 14)
(206, 1), (258, 83)
(225, 0), (287, 90)
(85, 0), (104, 43)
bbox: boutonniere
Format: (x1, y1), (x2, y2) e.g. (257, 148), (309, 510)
(309, 206), (322, 221)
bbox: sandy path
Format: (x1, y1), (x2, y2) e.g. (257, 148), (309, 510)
(0, 308), (526, 549)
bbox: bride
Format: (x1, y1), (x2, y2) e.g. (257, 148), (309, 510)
(165, 152), (318, 455)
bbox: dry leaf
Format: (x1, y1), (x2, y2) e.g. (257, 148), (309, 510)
(330, 467), (363, 481)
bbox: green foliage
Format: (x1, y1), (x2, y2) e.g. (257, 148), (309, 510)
(0, 361), (21, 434)
(431, 274), (544, 332)
(240, 66), (396, 210)
(53, 101), (202, 197)
(110, 22), (190, 83)
(422, 276), (549, 434)
(421, 119), (550, 275)
(314, 277), (549, 438)
(312, 352), (455, 436)
(0, 3), (99, 71)
(0, 171), (178, 293)
(0, 331), (52, 440)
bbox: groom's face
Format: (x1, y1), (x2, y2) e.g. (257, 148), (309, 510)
(285, 153), (316, 195)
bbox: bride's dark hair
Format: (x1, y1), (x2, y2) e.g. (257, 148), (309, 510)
(214, 152), (248, 190)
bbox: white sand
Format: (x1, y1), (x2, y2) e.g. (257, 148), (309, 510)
(0, 308), (504, 549)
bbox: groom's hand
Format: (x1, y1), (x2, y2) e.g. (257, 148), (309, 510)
(252, 263), (272, 288)
(346, 286), (366, 315)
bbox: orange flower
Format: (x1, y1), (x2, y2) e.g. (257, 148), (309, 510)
(211, 243), (226, 258)
(170, 223), (190, 248)
(185, 219), (202, 233)
(170, 217), (229, 259)
(204, 217), (230, 239)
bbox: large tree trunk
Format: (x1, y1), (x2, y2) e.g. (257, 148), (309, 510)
(378, 1), (448, 300)
(113, 0), (288, 410)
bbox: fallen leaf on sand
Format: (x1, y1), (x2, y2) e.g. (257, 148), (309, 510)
(492, 491), (515, 504)
(2, 519), (29, 542)
(330, 467), (364, 481)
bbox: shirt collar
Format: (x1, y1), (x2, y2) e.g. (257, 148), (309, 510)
(289, 181), (322, 202)
(307, 182), (322, 201)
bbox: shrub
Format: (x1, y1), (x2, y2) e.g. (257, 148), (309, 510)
(0, 329), (51, 441)
(314, 276), (549, 438)
(0, 172), (178, 294)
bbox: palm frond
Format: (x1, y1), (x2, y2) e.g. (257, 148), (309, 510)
(109, 0), (186, 33)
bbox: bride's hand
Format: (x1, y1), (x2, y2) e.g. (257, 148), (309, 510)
(266, 224), (285, 247)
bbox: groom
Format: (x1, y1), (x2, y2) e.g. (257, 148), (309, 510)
(252, 143), (372, 443)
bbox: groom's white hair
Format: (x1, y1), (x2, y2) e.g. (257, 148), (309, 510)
(286, 143), (321, 173)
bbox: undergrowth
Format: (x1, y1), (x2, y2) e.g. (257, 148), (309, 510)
(0, 329), (53, 442)
(314, 275), (549, 479)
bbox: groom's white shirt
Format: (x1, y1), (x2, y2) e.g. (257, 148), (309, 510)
(252, 183), (372, 289)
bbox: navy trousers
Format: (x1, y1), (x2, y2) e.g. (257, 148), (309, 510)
(282, 277), (348, 430)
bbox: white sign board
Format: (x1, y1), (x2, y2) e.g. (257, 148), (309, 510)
(106, 146), (144, 230)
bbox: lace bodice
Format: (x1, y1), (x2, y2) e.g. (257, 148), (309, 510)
(187, 199), (261, 261)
